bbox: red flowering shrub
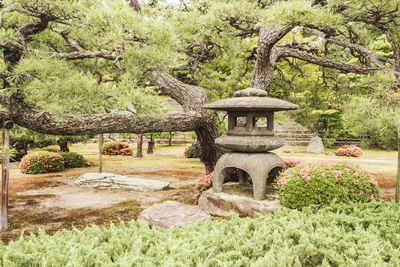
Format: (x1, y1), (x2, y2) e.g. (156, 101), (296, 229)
(336, 145), (363, 157)
(277, 161), (379, 210)
(195, 171), (214, 195)
(102, 142), (132, 156)
(20, 151), (65, 174)
(283, 160), (304, 169)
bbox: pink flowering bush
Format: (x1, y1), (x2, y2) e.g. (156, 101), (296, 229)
(277, 161), (379, 210)
(336, 145), (363, 157)
(284, 160), (304, 169)
(195, 171), (214, 195)
(102, 142), (132, 156)
(20, 151), (65, 174)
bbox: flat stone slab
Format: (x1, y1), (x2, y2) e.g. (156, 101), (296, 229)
(75, 172), (171, 191)
(138, 201), (210, 228)
(198, 185), (281, 218)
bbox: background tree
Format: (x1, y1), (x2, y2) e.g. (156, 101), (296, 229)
(0, 0), (399, 174)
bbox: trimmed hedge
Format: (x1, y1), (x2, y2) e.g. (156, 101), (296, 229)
(59, 152), (90, 168)
(102, 142), (132, 156)
(1, 202), (400, 266)
(277, 161), (379, 210)
(20, 151), (65, 174)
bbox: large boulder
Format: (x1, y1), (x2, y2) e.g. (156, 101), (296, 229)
(198, 186), (281, 218)
(75, 173), (171, 191)
(306, 135), (325, 154)
(138, 201), (210, 228)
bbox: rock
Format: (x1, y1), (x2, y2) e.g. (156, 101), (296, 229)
(9, 162), (20, 169)
(326, 151), (336, 156)
(138, 201), (210, 228)
(75, 173), (171, 191)
(306, 135), (325, 154)
(198, 188), (281, 218)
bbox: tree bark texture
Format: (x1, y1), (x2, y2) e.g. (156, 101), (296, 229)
(136, 133), (143, 158)
(250, 26), (293, 91)
(147, 135), (154, 154)
(0, 122), (12, 231)
(58, 140), (69, 152)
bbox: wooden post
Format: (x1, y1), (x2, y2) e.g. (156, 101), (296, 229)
(1, 121), (13, 232)
(136, 133), (143, 158)
(98, 134), (103, 173)
(396, 134), (400, 203)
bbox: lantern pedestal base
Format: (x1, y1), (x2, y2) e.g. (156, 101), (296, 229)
(212, 152), (284, 200)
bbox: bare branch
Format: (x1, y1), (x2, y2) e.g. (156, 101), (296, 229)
(308, 28), (392, 70)
(59, 31), (84, 52)
(275, 46), (377, 74)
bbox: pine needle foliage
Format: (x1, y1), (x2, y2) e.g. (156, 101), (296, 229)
(1, 202), (400, 266)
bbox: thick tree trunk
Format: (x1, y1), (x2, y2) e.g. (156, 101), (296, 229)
(194, 118), (220, 174)
(250, 26), (293, 91)
(147, 135), (154, 154)
(58, 139), (69, 152)
(136, 133), (143, 158)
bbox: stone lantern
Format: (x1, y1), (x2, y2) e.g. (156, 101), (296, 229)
(203, 88), (299, 200)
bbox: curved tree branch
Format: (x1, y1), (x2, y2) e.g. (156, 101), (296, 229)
(275, 46), (377, 74)
(1, 95), (204, 135)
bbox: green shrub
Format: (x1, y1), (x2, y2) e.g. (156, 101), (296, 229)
(277, 161), (379, 210)
(2, 202), (400, 266)
(102, 142), (132, 156)
(59, 152), (89, 168)
(20, 151), (65, 174)
(183, 146), (194, 158)
(31, 146), (60, 153)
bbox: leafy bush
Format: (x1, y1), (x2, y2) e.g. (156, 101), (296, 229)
(183, 146), (194, 158)
(277, 161), (379, 210)
(31, 146), (60, 153)
(102, 142), (132, 156)
(335, 145), (363, 157)
(59, 152), (90, 168)
(20, 151), (65, 174)
(283, 159), (304, 169)
(2, 202), (400, 266)
(195, 171), (214, 195)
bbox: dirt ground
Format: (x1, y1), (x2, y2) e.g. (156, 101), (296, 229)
(0, 145), (397, 245)
(1, 162), (204, 245)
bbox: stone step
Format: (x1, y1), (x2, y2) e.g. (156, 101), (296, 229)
(283, 137), (313, 141)
(284, 140), (310, 146)
(276, 133), (313, 138)
(276, 129), (311, 133)
(276, 122), (307, 127)
(275, 126), (311, 131)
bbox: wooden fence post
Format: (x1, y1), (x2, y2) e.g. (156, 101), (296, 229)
(1, 121), (13, 232)
(396, 134), (400, 203)
(98, 134), (103, 173)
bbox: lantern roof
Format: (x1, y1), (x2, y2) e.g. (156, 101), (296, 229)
(203, 88), (299, 112)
